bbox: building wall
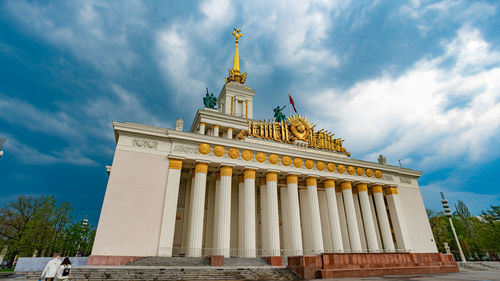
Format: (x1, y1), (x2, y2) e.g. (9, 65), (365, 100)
(398, 184), (438, 253)
(92, 146), (169, 256)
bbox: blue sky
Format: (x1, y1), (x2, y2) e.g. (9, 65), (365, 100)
(1, 0), (499, 225)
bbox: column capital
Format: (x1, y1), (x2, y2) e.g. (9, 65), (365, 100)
(371, 185), (383, 193)
(306, 177), (317, 187)
(356, 183), (368, 192)
(323, 179), (335, 188)
(200, 122), (206, 126)
(220, 166), (233, 177)
(384, 186), (398, 195)
(266, 171), (278, 182)
(194, 162), (208, 174)
(214, 125), (219, 128)
(168, 158), (183, 170)
(243, 169), (256, 179)
(286, 174), (298, 184)
(340, 181), (352, 190)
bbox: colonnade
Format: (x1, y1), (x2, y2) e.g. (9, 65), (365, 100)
(158, 158), (412, 258)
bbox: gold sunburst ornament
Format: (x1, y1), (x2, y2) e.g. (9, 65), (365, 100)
(287, 114), (312, 141)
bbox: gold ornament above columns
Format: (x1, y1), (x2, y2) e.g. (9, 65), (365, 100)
(282, 156), (292, 166)
(347, 166), (355, 175)
(256, 152), (267, 163)
(269, 154), (279, 164)
(293, 157), (303, 168)
(375, 170), (382, 178)
(241, 149), (253, 161)
(228, 147), (240, 159)
(356, 167), (364, 176)
(337, 164), (346, 174)
(305, 159), (314, 169)
(316, 161), (325, 171)
(366, 169), (374, 177)
(198, 143), (210, 155)
(326, 163), (335, 172)
(213, 145), (225, 157)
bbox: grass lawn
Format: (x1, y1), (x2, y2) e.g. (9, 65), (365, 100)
(0, 268), (14, 272)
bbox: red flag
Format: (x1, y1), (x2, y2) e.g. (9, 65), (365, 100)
(289, 94), (297, 113)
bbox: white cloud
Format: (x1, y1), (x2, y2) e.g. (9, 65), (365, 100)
(307, 26), (500, 174)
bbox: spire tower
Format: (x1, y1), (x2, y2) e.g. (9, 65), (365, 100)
(226, 28), (247, 84)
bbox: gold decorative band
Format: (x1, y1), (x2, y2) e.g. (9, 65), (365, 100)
(227, 127), (232, 131)
(259, 177), (266, 186)
(168, 159), (183, 170)
(286, 174), (298, 184)
(356, 183), (368, 192)
(244, 169), (256, 179)
(216, 172), (220, 181)
(324, 179), (335, 188)
(266, 172), (278, 182)
(385, 186), (398, 195)
(341, 181), (352, 190)
(214, 125), (219, 128)
(238, 175), (244, 183)
(220, 166), (233, 177)
(306, 177), (317, 187)
(372, 185), (383, 193)
(195, 162), (208, 174)
(200, 122), (206, 126)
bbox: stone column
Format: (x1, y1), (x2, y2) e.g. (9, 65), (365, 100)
(242, 169), (256, 257)
(186, 163), (208, 257)
(335, 186), (350, 250)
(372, 185), (395, 252)
(324, 179), (343, 252)
(385, 186), (412, 252)
(357, 183), (379, 252)
(306, 177), (324, 254)
(352, 189), (367, 251)
(341, 181), (362, 252)
(318, 188), (333, 252)
(204, 173), (216, 254)
(280, 185), (291, 256)
(238, 175), (244, 257)
(213, 125), (219, 137)
(265, 172), (281, 257)
(199, 122), (206, 135)
(299, 187), (312, 254)
(213, 166), (233, 257)
(259, 177), (268, 256)
(368, 190), (383, 249)
(180, 172), (193, 255)
(227, 127), (233, 139)
(286, 174), (303, 256)
(158, 158), (183, 256)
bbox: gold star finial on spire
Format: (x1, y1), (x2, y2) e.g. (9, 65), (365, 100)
(226, 28), (247, 84)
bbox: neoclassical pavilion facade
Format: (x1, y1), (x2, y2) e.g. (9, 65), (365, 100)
(90, 30), (440, 269)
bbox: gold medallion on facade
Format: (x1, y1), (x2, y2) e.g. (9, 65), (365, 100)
(347, 166), (355, 175)
(326, 163), (335, 172)
(198, 143), (210, 155)
(241, 149), (253, 161)
(293, 157), (303, 168)
(365, 169), (374, 177)
(316, 161), (325, 171)
(305, 159), (314, 169)
(337, 164), (346, 174)
(268, 154), (279, 164)
(374, 170), (382, 178)
(282, 156), (292, 166)
(228, 147), (240, 159)
(356, 167), (364, 176)
(213, 145), (225, 157)
(256, 152), (267, 163)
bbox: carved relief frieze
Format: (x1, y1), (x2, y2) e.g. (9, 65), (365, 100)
(132, 138), (158, 149)
(382, 174), (394, 181)
(400, 177), (412, 184)
(173, 144), (197, 154)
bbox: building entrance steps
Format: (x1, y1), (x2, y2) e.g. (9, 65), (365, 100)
(23, 266), (300, 281)
(126, 256), (271, 267)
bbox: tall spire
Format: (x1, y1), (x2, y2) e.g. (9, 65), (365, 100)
(226, 28), (247, 84)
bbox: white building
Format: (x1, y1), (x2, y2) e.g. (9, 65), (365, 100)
(90, 29), (439, 269)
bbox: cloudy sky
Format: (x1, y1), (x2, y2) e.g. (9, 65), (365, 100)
(1, 0), (499, 225)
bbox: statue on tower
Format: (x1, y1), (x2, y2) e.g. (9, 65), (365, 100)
(273, 105), (286, 122)
(226, 28), (248, 84)
(203, 88), (217, 109)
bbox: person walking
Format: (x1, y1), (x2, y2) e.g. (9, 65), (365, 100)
(56, 257), (71, 280)
(40, 253), (61, 281)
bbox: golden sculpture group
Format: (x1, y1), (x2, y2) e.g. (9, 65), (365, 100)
(247, 115), (349, 156)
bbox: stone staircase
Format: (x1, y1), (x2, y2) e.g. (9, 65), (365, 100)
(23, 257), (298, 280)
(458, 261), (500, 272)
(24, 266), (299, 281)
